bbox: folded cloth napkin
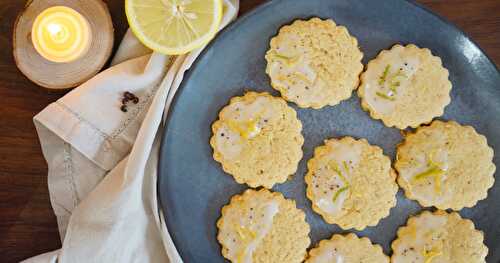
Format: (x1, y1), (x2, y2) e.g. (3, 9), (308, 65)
(24, 1), (239, 262)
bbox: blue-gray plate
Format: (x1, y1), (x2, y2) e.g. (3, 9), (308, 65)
(158, 0), (500, 262)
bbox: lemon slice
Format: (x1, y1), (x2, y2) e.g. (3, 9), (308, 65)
(125, 0), (223, 55)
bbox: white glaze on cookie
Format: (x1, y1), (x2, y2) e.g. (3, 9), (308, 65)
(214, 96), (275, 159)
(310, 141), (362, 216)
(363, 56), (420, 114)
(220, 199), (280, 263)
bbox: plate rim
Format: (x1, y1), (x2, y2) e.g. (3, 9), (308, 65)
(157, 0), (499, 260)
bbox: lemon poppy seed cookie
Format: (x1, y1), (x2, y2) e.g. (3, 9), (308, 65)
(305, 137), (398, 230)
(395, 120), (495, 210)
(358, 44), (452, 129)
(265, 18), (363, 109)
(217, 189), (310, 263)
(306, 233), (389, 263)
(210, 92), (304, 188)
(391, 210), (488, 263)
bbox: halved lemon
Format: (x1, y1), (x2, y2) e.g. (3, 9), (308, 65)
(125, 0), (223, 55)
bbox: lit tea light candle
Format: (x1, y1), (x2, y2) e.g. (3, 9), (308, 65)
(31, 6), (92, 63)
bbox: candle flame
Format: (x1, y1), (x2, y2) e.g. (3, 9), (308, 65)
(47, 23), (62, 35)
(46, 23), (65, 41)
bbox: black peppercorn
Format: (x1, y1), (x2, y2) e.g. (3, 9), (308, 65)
(120, 105), (128, 112)
(124, 91), (135, 100)
(121, 91), (140, 112)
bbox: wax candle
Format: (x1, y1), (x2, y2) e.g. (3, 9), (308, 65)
(31, 6), (92, 63)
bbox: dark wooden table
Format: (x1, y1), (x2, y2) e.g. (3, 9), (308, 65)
(0, 1), (498, 262)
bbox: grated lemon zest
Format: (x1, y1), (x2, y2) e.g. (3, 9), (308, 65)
(269, 52), (300, 66)
(226, 118), (261, 139)
(422, 247), (442, 263)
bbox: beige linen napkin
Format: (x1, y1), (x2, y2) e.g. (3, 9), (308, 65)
(24, 1), (239, 262)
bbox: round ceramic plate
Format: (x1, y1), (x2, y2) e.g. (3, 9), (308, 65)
(158, 0), (500, 262)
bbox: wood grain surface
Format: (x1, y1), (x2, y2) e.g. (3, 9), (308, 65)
(0, 0), (498, 262)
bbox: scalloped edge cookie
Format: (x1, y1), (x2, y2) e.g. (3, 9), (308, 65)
(358, 44), (452, 129)
(306, 233), (389, 263)
(391, 210), (488, 263)
(265, 17), (363, 109)
(210, 91), (304, 188)
(305, 137), (398, 230)
(395, 120), (495, 210)
(217, 188), (310, 263)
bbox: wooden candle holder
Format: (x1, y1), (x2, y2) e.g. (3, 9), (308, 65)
(13, 0), (114, 90)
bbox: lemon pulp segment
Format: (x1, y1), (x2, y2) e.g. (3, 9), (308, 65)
(125, 0), (223, 54)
